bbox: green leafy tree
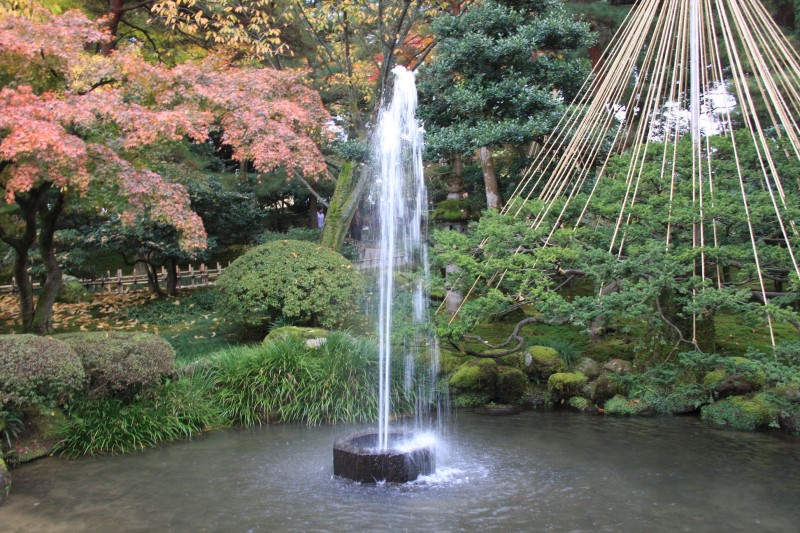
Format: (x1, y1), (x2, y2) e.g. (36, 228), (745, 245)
(418, 0), (594, 209)
(435, 133), (800, 363)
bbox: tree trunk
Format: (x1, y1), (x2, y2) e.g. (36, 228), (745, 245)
(165, 257), (179, 296)
(30, 191), (65, 334)
(100, 0), (125, 55)
(478, 146), (502, 210)
(321, 162), (368, 251)
(2, 186), (45, 332)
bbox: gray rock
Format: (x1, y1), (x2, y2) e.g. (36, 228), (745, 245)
(603, 358), (633, 375)
(576, 357), (601, 379)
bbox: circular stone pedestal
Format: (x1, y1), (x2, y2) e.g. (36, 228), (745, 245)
(333, 430), (435, 483)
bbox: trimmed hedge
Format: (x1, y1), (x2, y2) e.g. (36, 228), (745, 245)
(55, 332), (175, 398)
(216, 240), (363, 330)
(0, 335), (85, 409)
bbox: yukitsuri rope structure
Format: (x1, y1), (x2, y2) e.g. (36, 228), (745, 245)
(441, 0), (800, 347)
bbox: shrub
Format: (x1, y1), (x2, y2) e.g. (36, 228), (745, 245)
(568, 396), (590, 411)
(56, 281), (92, 304)
(55, 332), (176, 398)
(0, 335), (85, 409)
(547, 372), (588, 400)
(701, 394), (778, 431)
(57, 377), (225, 456)
(496, 367), (529, 404)
(215, 240), (363, 331)
(451, 392), (493, 407)
(604, 395), (650, 416)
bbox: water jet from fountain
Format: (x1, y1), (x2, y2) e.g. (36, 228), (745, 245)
(333, 65), (441, 483)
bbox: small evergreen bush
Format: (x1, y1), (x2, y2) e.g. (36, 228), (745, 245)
(216, 240), (363, 331)
(0, 335), (85, 409)
(55, 332), (176, 398)
(604, 395), (649, 416)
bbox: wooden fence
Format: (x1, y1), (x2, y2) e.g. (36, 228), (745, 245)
(0, 263), (227, 295)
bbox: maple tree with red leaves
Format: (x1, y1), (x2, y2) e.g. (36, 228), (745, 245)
(0, 7), (329, 333)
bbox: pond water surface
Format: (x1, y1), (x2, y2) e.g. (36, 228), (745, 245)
(2, 410), (799, 532)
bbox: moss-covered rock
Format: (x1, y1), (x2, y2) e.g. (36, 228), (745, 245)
(703, 366), (765, 399)
(603, 395), (650, 416)
(499, 353), (528, 373)
(701, 394), (778, 431)
(8, 408), (67, 463)
(548, 372), (588, 401)
(575, 357), (601, 379)
(449, 358), (499, 395)
(439, 352), (465, 376)
(603, 358), (633, 375)
(496, 367), (529, 404)
(0, 456), (9, 504)
(527, 346), (565, 380)
(591, 373), (624, 405)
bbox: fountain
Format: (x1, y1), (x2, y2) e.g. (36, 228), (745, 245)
(332, 66), (440, 483)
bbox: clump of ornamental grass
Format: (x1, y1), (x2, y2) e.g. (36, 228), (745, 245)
(203, 332), (413, 426)
(57, 376), (225, 456)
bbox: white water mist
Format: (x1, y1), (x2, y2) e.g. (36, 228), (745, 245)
(374, 66), (439, 451)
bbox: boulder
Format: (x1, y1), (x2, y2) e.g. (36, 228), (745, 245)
(603, 358), (633, 375)
(575, 357), (601, 379)
(548, 372), (588, 401)
(449, 358), (499, 395)
(526, 346), (565, 380)
(591, 373), (624, 405)
(496, 367), (529, 404)
(704, 369), (763, 399)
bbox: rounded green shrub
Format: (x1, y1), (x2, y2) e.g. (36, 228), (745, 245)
(216, 240), (363, 330)
(55, 332), (175, 398)
(496, 367), (529, 404)
(56, 281), (92, 304)
(547, 372), (588, 400)
(701, 394), (778, 431)
(448, 358), (499, 394)
(0, 335), (85, 409)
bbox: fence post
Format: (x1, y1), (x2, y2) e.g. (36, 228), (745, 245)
(116, 269), (123, 293)
(188, 264), (195, 286)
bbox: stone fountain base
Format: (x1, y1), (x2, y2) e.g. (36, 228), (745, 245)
(333, 430), (435, 483)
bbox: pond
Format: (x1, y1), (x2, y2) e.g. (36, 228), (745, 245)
(2, 410), (799, 532)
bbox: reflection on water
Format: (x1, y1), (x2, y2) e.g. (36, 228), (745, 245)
(2, 411), (799, 532)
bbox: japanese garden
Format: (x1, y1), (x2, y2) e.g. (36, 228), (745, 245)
(1, 0), (800, 530)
